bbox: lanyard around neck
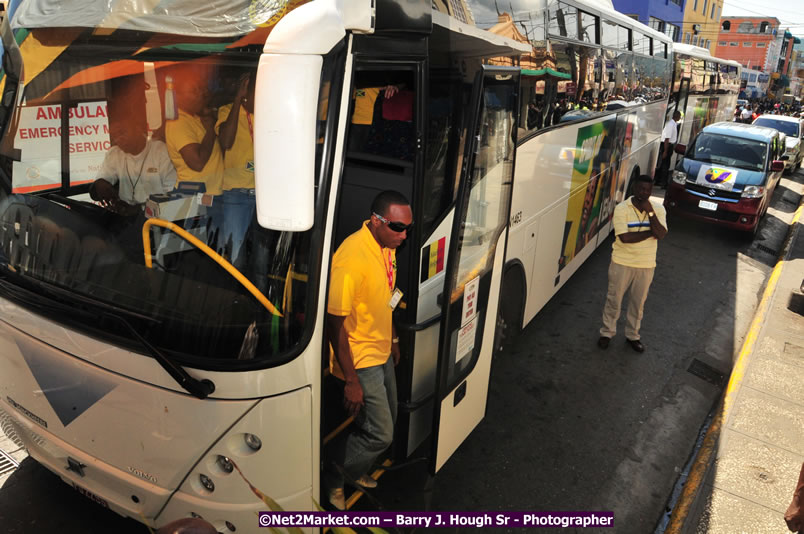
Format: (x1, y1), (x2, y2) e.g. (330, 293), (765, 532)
(383, 249), (394, 291)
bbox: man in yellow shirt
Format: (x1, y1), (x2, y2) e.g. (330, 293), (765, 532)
(216, 73), (256, 267)
(325, 190), (412, 510)
(165, 64), (224, 247)
(598, 176), (667, 352)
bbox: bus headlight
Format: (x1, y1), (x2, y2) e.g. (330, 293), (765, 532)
(672, 170), (687, 185)
(216, 455), (234, 474)
(741, 185), (765, 198)
(244, 433), (262, 451)
(199, 473), (215, 492)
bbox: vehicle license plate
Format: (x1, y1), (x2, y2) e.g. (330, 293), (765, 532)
(698, 200), (718, 211)
(71, 482), (109, 508)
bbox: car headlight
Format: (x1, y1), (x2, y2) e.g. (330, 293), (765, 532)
(672, 170), (687, 184)
(741, 185), (765, 198)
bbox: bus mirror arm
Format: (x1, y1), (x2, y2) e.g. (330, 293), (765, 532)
(105, 311), (215, 399)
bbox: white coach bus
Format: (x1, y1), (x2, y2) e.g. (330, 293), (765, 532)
(485, 0), (674, 341)
(0, 0), (531, 531)
(665, 43), (742, 171)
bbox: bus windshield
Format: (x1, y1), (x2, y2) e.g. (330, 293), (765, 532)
(0, 29), (333, 368)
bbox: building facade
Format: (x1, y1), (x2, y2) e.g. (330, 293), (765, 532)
(715, 18), (802, 99)
(681, 0), (724, 54)
(612, 0), (684, 42)
(791, 40), (804, 97)
(714, 17), (781, 72)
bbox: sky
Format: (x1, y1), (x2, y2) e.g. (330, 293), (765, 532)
(722, 0), (804, 36)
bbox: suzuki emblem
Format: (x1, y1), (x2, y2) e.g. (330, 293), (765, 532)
(708, 189), (717, 197)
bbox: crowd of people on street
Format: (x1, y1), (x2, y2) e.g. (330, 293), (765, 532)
(734, 98), (801, 123)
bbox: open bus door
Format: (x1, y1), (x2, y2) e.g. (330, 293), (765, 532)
(429, 67), (518, 473)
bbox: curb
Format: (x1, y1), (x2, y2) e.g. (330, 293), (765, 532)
(663, 199), (804, 534)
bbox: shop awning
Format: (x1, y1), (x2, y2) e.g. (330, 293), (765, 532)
(521, 67), (572, 79)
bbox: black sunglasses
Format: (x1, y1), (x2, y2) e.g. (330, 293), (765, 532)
(373, 212), (413, 233)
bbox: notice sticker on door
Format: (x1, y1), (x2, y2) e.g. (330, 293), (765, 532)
(456, 316), (477, 364)
(462, 276), (480, 326)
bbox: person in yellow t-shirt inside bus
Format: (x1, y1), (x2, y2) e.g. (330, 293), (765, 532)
(165, 63), (225, 249)
(348, 84), (399, 152)
(216, 72), (256, 268)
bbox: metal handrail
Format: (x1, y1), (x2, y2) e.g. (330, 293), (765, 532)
(141, 218), (282, 317)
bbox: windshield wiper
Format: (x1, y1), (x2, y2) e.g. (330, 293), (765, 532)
(103, 312), (215, 399)
(0, 273), (215, 399)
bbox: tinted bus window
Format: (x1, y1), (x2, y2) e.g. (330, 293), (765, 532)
(548, 2), (578, 40)
(618, 26), (631, 50)
(601, 20), (618, 48)
(579, 11), (598, 43)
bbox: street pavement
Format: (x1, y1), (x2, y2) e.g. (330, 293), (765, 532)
(674, 191), (804, 532)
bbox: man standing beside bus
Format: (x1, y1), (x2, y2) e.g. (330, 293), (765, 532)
(325, 191), (412, 511)
(597, 176), (667, 353)
(656, 110), (680, 188)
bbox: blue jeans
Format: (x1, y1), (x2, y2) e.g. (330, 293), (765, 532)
(327, 357), (397, 489)
(221, 188), (256, 267)
(205, 198), (224, 252)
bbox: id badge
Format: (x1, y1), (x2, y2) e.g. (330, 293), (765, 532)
(389, 288), (403, 310)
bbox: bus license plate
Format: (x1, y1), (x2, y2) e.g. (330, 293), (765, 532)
(698, 200), (718, 211)
(71, 482), (109, 508)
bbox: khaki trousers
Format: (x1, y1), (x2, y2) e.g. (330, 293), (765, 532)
(600, 261), (655, 340)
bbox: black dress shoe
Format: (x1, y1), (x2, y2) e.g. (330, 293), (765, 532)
(626, 339), (645, 353)
(597, 336), (610, 349)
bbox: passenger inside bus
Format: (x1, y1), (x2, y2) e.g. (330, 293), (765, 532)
(348, 72), (414, 161)
(216, 71), (256, 268)
(89, 75), (177, 215)
(165, 63), (224, 245)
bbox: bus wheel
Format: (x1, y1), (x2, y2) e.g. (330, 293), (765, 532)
(495, 267), (524, 354)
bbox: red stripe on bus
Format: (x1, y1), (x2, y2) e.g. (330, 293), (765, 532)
(12, 180), (93, 194)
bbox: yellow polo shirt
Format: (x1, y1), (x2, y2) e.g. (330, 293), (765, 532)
(351, 87), (381, 125)
(166, 109), (224, 195)
(328, 222), (397, 378)
(611, 197), (667, 268)
(216, 104), (255, 190)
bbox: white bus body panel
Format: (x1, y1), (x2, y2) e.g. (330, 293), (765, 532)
(0, 315), (315, 530)
(508, 102), (665, 327)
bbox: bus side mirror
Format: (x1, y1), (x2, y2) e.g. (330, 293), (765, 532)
(674, 143), (686, 155)
(253, 53), (323, 232)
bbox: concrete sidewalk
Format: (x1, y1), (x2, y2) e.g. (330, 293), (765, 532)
(678, 206), (804, 532)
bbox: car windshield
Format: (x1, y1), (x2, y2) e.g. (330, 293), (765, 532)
(753, 118), (799, 137)
(0, 28), (335, 368)
(689, 132), (768, 172)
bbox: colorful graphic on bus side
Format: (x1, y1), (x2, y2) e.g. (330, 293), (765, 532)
(559, 115), (629, 271)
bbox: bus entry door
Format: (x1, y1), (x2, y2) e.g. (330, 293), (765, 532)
(430, 67), (518, 473)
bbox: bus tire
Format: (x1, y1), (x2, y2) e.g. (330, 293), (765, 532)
(495, 265), (525, 354)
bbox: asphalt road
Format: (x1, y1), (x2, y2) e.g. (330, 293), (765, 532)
(0, 172), (801, 534)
